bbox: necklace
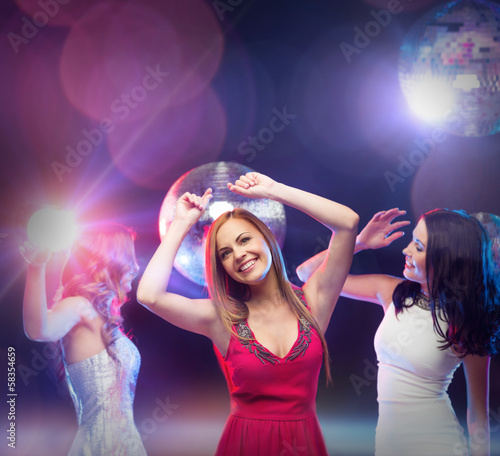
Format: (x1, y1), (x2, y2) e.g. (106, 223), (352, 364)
(414, 293), (431, 311)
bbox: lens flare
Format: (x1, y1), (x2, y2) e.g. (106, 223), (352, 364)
(405, 76), (455, 123)
(27, 208), (77, 252)
(399, 0), (500, 136)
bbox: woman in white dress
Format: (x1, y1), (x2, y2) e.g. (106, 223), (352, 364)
(297, 208), (500, 456)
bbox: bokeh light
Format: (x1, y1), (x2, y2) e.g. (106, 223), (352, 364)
(410, 134), (500, 216)
(354, 52), (415, 159)
(158, 162), (287, 286)
(404, 76), (455, 122)
(13, 37), (99, 166)
(107, 87), (226, 190)
(27, 207), (77, 251)
(15, 0), (104, 26)
(59, 0), (224, 122)
(399, 0), (500, 136)
(59, 1), (181, 123)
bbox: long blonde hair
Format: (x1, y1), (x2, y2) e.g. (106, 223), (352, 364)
(205, 208), (331, 383)
(59, 223), (139, 359)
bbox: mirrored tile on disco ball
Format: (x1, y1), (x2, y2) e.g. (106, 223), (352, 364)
(399, 0), (500, 137)
(473, 212), (500, 275)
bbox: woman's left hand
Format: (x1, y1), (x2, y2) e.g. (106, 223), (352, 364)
(227, 172), (276, 199)
(356, 208), (410, 251)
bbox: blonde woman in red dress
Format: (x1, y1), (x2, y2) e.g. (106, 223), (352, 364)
(137, 171), (359, 455)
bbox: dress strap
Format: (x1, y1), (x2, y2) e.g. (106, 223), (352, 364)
(292, 285), (310, 311)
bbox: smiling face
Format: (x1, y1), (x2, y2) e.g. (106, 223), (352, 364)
(215, 217), (273, 285)
(402, 218), (429, 293)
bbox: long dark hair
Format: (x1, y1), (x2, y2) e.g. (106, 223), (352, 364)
(394, 209), (500, 357)
(205, 208), (332, 383)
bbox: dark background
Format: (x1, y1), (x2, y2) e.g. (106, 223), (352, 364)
(0, 0), (499, 455)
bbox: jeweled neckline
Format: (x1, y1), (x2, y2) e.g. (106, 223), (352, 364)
(414, 293), (431, 311)
(244, 319), (301, 360)
(236, 317), (312, 364)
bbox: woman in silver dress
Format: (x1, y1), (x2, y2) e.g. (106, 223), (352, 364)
(21, 223), (147, 456)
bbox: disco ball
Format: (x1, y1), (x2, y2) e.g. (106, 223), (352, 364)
(473, 212), (500, 275)
(399, 0), (500, 136)
(159, 162), (287, 286)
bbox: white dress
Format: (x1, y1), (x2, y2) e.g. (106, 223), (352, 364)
(374, 300), (469, 456)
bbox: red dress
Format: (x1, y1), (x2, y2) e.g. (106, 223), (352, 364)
(213, 289), (329, 456)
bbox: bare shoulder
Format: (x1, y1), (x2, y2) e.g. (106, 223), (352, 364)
(51, 296), (104, 339)
(379, 275), (404, 294)
(377, 275), (404, 309)
(50, 295), (96, 318)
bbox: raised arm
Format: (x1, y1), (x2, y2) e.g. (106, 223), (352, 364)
(463, 355), (490, 456)
(297, 209), (409, 282)
(228, 172), (359, 332)
(137, 189), (224, 342)
(296, 209), (409, 311)
(21, 244), (88, 342)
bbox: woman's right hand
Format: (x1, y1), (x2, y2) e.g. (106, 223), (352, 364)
(174, 188), (213, 226)
(19, 241), (51, 267)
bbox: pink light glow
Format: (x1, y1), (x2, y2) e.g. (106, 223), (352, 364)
(59, 0), (224, 122)
(15, 0), (104, 27)
(107, 87), (227, 190)
(13, 37), (96, 165)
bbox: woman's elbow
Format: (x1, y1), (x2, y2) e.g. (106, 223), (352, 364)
(23, 322), (42, 341)
(136, 288), (157, 309)
(24, 328), (39, 341)
(24, 327), (57, 343)
(296, 266), (307, 283)
(345, 211), (359, 232)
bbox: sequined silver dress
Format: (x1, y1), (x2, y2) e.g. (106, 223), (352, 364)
(64, 336), (147, 456)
